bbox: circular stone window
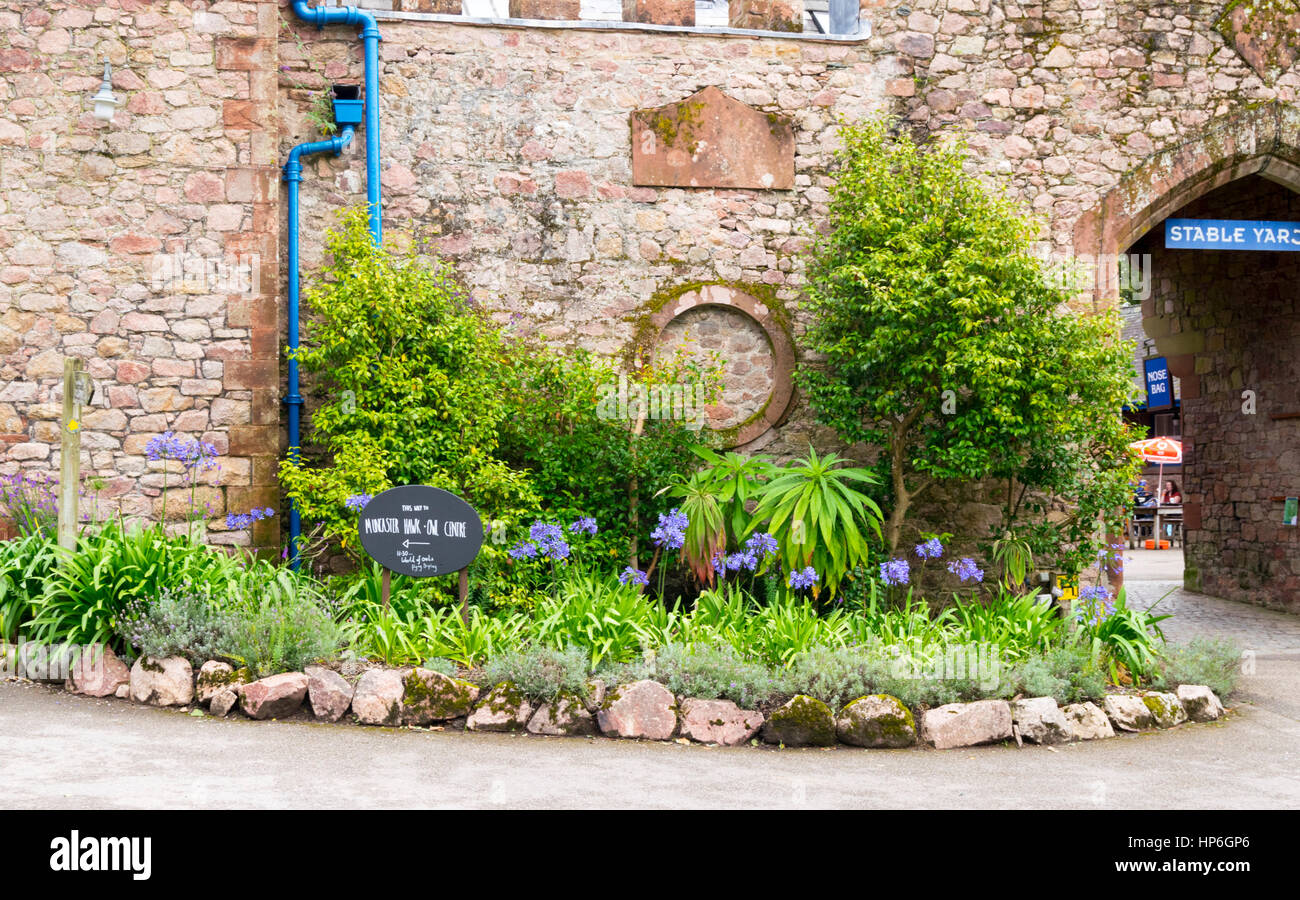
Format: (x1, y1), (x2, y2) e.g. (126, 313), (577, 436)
(647, 284), (794, 448)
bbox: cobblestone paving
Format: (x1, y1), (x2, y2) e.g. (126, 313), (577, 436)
(1120, 547), (1300, 654)
(1124, 580), (1300, 653)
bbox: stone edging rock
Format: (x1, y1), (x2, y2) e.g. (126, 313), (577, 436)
(58, 647), (1230, 751)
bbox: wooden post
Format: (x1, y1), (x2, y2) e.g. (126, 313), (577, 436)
(381, 567), (391, 612)
(57, 358), (85, 553)
(458, 568), (469, 625)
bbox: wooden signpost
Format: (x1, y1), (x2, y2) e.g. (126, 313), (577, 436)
(57, 358), (94, 553)
(357, 485), (484, 622)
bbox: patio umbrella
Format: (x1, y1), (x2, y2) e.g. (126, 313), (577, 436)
(1128, 437), (1182, 503)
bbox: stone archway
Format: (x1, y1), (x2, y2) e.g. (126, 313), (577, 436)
(1076, 102), (1300, 612)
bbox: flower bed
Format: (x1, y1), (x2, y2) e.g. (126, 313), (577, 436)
(36, 643), (1230, 752)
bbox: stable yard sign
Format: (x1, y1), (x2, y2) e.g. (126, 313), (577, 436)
(1166, 218), (1300, 251)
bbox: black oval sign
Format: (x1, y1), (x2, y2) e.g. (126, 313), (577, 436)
(357, 485), (484, 577)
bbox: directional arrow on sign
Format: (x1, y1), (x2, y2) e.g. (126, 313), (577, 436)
(403, 540), (429, 548)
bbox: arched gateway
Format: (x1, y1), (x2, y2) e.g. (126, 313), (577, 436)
(1076, 104), (1300, 612)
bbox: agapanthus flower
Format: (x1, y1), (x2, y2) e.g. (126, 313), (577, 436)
(619, 566), (649, 587)
(915, 537), (944, 560)
(651, 507), (688, 551)
(1075, 584), (1116, 625)
(569, 516), (597, 535)
(146, 431), (218, 474)
(345, 493), (372, 510)
(725, 551), (758, 573)
(787, 566), (818, 590)
(880, 558), (910, 586)
(540, 538), (570, 561)
(744, 531), (779, 558)
(529, 521), (564, 546)
(508, 541), (538, 560)
(947, 557), (984, 583)
(225, 506), (275, 530)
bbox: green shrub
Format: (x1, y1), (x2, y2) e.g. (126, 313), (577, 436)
(533, 573), (675, 666)
(651, 642), (785, 708)
(120, 586), (231, 666)
(800, 115), (1140, 567)
(1154, 638), (1241, 698)
(1012, 644), (1107, 704)
(280, 207), (537, 555)
(481, 644), (591, 702)
(0, 532), (58, 643)
(28, 521), (246, 653)
(498, 348), (711, 566)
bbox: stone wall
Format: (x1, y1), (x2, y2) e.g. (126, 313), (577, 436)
(6, 0), (1300, 605)
(0, 0), (282, 547)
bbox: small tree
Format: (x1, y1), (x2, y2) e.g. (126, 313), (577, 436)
(280, 209), (536, 554)
(800, 118), (1139, 572)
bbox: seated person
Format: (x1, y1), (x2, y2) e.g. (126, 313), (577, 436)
(1162, 481), (1182, 505)
(1133, 479), (1154, 507)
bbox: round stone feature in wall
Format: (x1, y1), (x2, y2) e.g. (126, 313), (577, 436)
(645, 284), (794, 448)
(656, 305), (775, 430)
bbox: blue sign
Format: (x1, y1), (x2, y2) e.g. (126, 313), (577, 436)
(1144, 356), (1172, 410)
(1166, 218), (1300, 251)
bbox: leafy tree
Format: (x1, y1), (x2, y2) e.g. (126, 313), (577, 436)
(496, 346), (713, 568)
(800, 118), (1139, 572)
(281, 208), (536, 554)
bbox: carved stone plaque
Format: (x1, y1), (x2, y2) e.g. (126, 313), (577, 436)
(630, 86), (795, 190)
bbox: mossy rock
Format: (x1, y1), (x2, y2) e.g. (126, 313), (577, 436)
(1141, 691), (1188, 728)
(402, 667), (481, 726)
(467, 681), (534, 733)
(836, 694), (917, 748)
(762, 695), (836, 747)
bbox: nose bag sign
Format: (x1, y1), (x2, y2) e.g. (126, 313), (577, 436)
(358, 485), (484, 577)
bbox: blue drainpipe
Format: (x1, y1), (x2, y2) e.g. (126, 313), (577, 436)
(284, 3), (384, 567)
(283, 126), (354, 567)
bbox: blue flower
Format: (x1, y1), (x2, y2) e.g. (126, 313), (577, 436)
(651, 507), (688, 551)
(947, 557), (983, 583)
(619, 566), (649, 587)
(225, 507), (274, 531)
(880, 558), (910, 586)
(529, 521), (563, 546)
(1075, 584), (1116, 625)
(568, 516), (598, 535)
(915, 537), (944, 560)
(345, 493), (372, 510)
(508, 541), (538, 560)
(541, 538), (570, 561)
(787, 566), (818, 590)
(744, 531), (779, 558)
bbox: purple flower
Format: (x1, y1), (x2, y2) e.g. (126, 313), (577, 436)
(345, 493), (372, 510)
(946, 557), (984, 583)
(1076, 585), (1116, 625)
(508, 541), (538, 560)
(619, 566), (649, 587)
(915, 537), (944, 559)
(225, 506), (275, 531)
(787, 566), (818, 590)
(651, 507), (688, 551)
(744, 531), (779, 558)
(880, 558), (910, 586)
(568, 516), (597, 535)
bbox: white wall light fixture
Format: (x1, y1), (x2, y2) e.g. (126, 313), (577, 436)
(91, 60), (120, 122)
